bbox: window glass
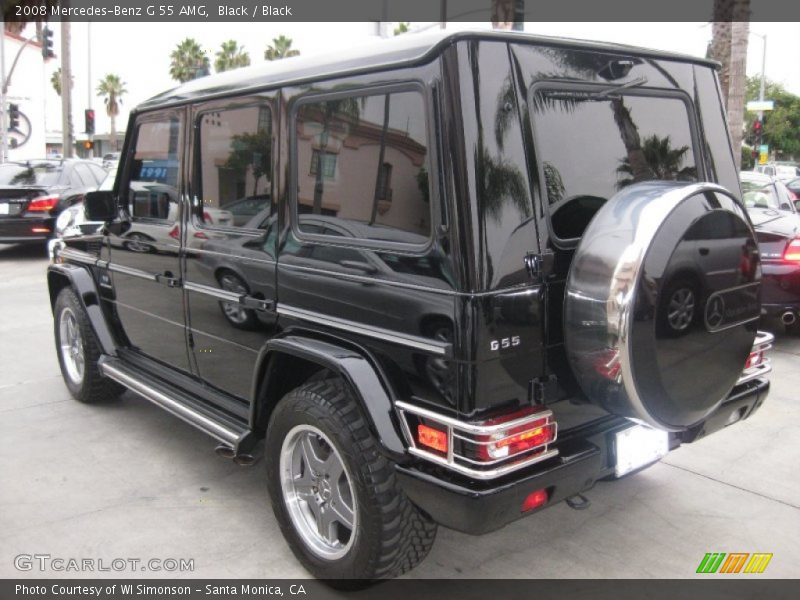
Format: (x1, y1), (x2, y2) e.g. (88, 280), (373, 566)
(533, 90), (698, 240)
(74, 163), (95, 186)
(741, 182), (779, 209)
(127, 118), (182, 221)
(88, 163), (107, 184)
(295, 90), (431, 244)
(198, 105), (273, 228)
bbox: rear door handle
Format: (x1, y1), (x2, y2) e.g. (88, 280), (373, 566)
(156, 271), (182, 288)
(698, 247), (710, 256)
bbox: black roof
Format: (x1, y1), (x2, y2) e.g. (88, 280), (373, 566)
(138, 29), (717, 112)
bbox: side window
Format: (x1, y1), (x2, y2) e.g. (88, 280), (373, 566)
(294, 89), (431, 246)
(125, 117), (182, 221)
(197, 104), (273, 229)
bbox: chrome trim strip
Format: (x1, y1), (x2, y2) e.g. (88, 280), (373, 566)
(736, 360), (772, 385)
(395, 400), (558, 479)
(184, 280), (242, 303)
(406, 447), (559, 481)
(107, 262), (158, 282)
(59, 247), (97, 266)
(277, 305), (450, 356)
(395, 401), (553, 434)
(100, 361), (243, 446)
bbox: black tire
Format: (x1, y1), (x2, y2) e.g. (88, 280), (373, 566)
(265, 379), (436, 584)
(54, 287), (125, 403)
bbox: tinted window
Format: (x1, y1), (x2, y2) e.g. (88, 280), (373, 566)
(294, 90), (431, 244)
(0, 163), (62, 186)
(197, 104), (273, 228)
(74, 163), (96, 186)
(741, 182), (779, 209)
(533, 90), (698, 241)
(126, 118), (181, 221)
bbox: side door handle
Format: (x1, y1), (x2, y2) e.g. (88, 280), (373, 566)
(240, 296), (274, 311)
(156, 271), (182, 288)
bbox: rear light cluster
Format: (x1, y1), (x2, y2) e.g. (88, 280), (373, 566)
(737, 331), (774, 386)
(27, 195), (59, 212)
(783, 239), (800, 262)
(397, 401), (558, 480)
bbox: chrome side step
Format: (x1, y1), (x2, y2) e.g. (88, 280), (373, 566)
(99, 357), (252, 452)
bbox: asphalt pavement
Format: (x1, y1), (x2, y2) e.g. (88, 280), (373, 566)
(1, 242), (798, 579)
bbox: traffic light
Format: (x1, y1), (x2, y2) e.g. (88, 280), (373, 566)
(85, 109), (95, 134)
(42, 27), (55, 60)
(752, 118), (763, 145)
(83, 140), (94, 151)
(8, 103), (20, 130)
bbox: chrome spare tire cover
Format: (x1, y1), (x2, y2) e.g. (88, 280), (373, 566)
(564, 181), (760, 431)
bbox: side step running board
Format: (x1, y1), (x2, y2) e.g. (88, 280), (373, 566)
(99, 356), (253, 453)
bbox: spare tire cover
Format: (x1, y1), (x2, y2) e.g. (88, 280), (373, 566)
(564, 181), (760, 431)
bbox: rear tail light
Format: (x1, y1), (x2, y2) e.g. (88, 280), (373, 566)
(417, 424), (448, 454)
(783, 239), (800, 262)
(476, 408), (556, 460)
(168, 225), (180, 239)
(31, 227), (51, 233)
(397, 401), (558, 480)
(738, 331), (774, 385)
(27, 195), (60, 212)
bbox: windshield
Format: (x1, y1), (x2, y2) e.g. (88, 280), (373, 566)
(0, 163), (62, 187)
(532, 90), (698, 241)
(741, 180), (780, 210)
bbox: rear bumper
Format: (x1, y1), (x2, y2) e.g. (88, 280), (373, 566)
(396, 378), (769, 535)
(0, 216), (55, 242)
(760, 263), (800, 316)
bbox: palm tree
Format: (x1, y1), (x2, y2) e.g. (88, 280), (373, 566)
(97, 74), (127, 151)
(616, 135), (697, 188)
(51, 67), (62, 96)
(214, 40), (250, 73)
(264, 35), (300, 61)
(169, 38), (210, 83)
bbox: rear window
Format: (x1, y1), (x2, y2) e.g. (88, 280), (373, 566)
(532, 89), (698, 242)
(0, 163), (62, 186)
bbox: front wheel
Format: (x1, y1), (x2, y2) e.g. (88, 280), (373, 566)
(265, 379), (436, 584)
(54, 287), (124, 403)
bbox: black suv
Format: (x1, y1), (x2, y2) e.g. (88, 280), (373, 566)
(48, 31), (774, 582)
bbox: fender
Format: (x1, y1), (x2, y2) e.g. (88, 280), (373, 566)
(47, 263), (117, 356)
(252, 335), (408, 458)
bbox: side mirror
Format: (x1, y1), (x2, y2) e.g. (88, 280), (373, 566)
(780, 203), (792, 212)
(84, 190), (117, 222)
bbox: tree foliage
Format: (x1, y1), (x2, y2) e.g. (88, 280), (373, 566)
(746, 76), (800, 158)
(170, 38), (210, 83)
(264, 35), (300, 61)
(215, 40), (251, 73)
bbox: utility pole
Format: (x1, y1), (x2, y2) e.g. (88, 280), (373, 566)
(61, 20), (73, 158)
(86, 22), (92, 157)
(1, 13), (7, 163)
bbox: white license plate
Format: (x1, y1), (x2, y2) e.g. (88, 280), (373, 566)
(614, 424), (669, 477)
(0, 203), (8, 215)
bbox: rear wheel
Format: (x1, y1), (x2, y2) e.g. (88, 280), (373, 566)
(265, 379), (436, 584)
(54, 287), (124, 403)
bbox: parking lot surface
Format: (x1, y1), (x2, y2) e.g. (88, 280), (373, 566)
(1, 242), (798, 579)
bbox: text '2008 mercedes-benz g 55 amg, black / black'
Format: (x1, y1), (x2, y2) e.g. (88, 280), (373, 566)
(48, 30), (773, 582)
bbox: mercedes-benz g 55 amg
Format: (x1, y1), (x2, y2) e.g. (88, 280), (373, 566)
(48, 30), (773, 582)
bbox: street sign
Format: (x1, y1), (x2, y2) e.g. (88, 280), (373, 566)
(747, 100), (775, 112)
(759, 144), (769, 165)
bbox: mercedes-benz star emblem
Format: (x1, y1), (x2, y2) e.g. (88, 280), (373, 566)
(705, 295), (726, 330)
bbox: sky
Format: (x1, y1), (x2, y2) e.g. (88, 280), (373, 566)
(36, 21), (800, 136)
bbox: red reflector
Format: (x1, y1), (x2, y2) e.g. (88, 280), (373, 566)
(31, 227), (51, 233)
(521, 488), (549, 512)
(168, 225), (180, 239)
(784, 239), (800, 262)
(417, 424), (448, 453)
(28, 195), (59, 212)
